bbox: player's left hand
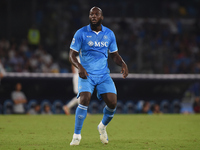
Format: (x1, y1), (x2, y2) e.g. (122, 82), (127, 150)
(121, 63), (128, 79)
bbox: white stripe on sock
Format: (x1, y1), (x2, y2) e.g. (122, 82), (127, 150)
(78, 106), (87, 110)
(79, 104), (88, 109)
(106, 105), (116, 112)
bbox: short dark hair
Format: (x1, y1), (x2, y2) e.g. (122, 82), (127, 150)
(90, 6), (103, 16)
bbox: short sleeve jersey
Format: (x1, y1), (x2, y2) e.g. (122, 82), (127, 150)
(70, 24), (118, 75)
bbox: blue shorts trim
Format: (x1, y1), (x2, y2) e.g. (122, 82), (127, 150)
(77, 74), (117, 100)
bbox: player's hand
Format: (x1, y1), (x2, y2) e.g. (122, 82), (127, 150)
(78, 65), (89, 79)
(121, 63), (128, 79)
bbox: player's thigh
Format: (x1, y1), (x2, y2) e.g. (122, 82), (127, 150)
(78, 77), (95, 106)
(96, 75), (117, 107)
(101, 93), (117, 109)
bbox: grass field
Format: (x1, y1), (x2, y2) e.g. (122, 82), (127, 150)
(0, 114), (200, 150)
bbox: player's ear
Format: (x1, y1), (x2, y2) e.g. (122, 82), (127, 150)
(101, 16), (104, 20)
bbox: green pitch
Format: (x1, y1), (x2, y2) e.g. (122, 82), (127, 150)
(0, 115), (200, 150)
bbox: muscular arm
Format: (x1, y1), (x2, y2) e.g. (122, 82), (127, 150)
(110, 51), (128, 78)
(71, 65), (76, 74)
(69, 49), (88, 79)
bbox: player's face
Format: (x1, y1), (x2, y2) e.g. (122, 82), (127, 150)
(16, 83), (22, 91)
(89, 8), (103, 27)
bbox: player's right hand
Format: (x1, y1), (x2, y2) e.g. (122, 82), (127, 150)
(78, 65), (89, 79)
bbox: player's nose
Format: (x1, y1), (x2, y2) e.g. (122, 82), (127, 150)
(92, 14), (97, 18)
(92, 16), (97, 21)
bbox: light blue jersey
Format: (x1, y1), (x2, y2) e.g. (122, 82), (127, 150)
(70, 24), (118, 75)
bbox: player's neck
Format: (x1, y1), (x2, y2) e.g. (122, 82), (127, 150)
(90, 24), (102, 32)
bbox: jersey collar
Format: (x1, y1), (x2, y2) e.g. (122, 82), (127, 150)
(87, 24), (105, 32)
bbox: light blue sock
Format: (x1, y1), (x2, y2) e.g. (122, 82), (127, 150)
(102, 105), (116, 126)
(74, 104), (88, 134)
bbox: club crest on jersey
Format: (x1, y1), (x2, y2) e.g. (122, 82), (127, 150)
(72, 38), (75, 45)
(103, 35), (108, 39)
(88, 41), (94, 47)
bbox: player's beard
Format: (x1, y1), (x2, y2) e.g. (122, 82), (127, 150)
(90, 18), (102, 28)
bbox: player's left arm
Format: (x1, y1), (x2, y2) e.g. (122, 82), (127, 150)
(0, 73), (3, 79)
(110, 51), (128, 79)
(0, 62), (6, 79)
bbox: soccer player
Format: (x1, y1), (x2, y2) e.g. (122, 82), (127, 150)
(0, 59), (6, 79)
(69, 6), (128, 145)
(63, 56), (80, 115)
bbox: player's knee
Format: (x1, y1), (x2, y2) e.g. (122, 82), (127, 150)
(80, 97), (90, 106)
(108, 100), (117, 109)
(80, 100), (90, 106)
(79, 92), (91, 106)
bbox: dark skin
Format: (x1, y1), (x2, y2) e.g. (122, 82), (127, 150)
(69, 7), (128, 109)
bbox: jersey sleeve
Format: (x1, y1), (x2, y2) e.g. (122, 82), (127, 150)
(108, 31), (118, 53)
(70, 29), (82, 52)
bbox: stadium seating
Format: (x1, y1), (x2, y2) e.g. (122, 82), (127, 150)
(99, 101), (106, 113)
(136, 100), (144, 113)
(180, 102), (194, 114)
(170, 99), (181, 113)
(160, 100), (170, 113)
(27, 99), (38, 111)
(3, 99), (13, 114)
(116, 100), (124, 114)
(89, 100), (100, 114)
(124, 101), (135, 114)
(40, 100), (52, 112)
(52, 100), (64, 114)
(149, 100), (156, 112)
(0, 99), (187, 114)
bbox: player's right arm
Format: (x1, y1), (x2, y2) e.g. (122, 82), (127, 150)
(71, 65), (76, 74)
(69, 29), (88, 79)
(69, 49), (88, 79)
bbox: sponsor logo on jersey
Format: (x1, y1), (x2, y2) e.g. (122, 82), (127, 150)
(95, 41), (108, 47)
(88, 41), (108, 47)
(87, 35), (92, 38)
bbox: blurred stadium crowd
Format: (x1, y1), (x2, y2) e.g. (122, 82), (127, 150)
(1, 97), (200, 115)
(1, 0), (200, 74)
(1, 80), (199, 115)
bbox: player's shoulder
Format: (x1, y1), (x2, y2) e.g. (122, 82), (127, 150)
(102, 25), (115, 37)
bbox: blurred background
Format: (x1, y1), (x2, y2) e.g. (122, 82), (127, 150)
(0, 0), (200, 114)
